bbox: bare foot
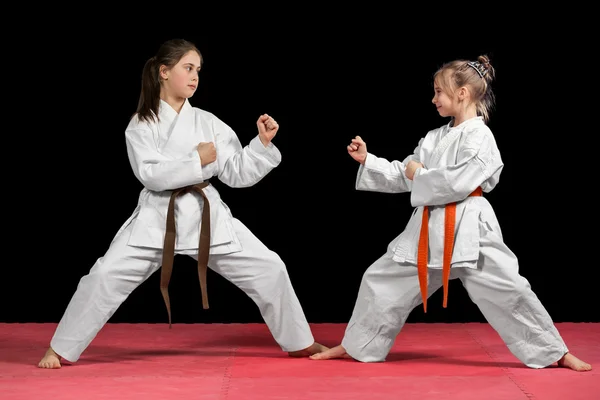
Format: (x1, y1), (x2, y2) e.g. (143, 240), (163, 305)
(288, 342), (329, 357)
(557, 353), (592, 372)
(309, 344), (352, 360)
(38, 347), (62, 369)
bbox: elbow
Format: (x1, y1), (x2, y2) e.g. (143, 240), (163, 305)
(410, 189), (448, 207)
(138, 171), (168, 192)
(142, 179), (167, 192)
(221, 178), (258, 189)
(410, 195), (426, 208)
(218, 168), (264, 188)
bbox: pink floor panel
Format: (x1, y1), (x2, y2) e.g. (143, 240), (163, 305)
(1, 323), (598, 399)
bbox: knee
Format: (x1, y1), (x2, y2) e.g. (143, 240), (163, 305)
(83, 257), (111, 282)
(81, 257), (125, 290)
(479, 275), (533, 309)
(512, 277), (532, 297)
(503, 273), (533, 304)
(354, 354), (387, 363)
(343, 327), (392, 363)
(253, 251), (289, 292)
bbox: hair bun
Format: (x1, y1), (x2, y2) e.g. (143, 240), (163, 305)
(477, 55), (491, 69)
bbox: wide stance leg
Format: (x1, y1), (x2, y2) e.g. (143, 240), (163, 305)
(193, 218), (315, 352)
(457, 228), (568, 369)
(340, 251), (443, 362)
(49, 224), (163, 362)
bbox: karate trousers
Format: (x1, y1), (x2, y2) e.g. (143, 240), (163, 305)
(50, 218), (314, 362)
(341, 224), (568, 368)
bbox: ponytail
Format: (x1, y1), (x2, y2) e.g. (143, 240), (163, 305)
(132, 39), (202, 123)
(135, 56), (161, 123)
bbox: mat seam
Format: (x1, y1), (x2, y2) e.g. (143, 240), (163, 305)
(219, 346), (236, 400)
(464, 323), (535, 400)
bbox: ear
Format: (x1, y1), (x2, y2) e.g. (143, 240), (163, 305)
(457, 86), (468, 101)
(159, 65), (169, 80)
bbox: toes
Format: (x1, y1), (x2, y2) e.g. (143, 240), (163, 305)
(38, 357), (61, 369)
(581, 363), (592, 372)
(309, 349), (341, 360)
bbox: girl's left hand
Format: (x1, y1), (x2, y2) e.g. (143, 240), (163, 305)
(405, 160), (424, 180)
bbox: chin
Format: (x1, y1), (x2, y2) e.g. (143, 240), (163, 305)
(181, 90), (195, 98)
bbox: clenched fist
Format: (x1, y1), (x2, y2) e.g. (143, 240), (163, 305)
(197, 142), (216, 166)
(405, 160), (424, 180)
(257, 114), (279, 146)
(347, 135), (367, 164)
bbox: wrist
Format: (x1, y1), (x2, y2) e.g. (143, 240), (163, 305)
(197, 149), (205, 166)
(258, 134), (270, 147)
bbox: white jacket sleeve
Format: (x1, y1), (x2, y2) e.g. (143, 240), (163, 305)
(354, 138), (424, 193)
(209, 117), (282, 188)
(125, 127), (207, 192)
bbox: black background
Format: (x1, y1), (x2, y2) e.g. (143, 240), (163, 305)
(4, 11), (598, 326)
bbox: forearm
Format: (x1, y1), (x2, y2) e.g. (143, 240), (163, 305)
(137, 151), (206, 191)
(355, 153), (413, 193)
(218, 135), (282, 188)
(410, 161), (486, 206)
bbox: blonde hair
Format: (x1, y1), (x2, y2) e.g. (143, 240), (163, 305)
(434, 55), (496, 123)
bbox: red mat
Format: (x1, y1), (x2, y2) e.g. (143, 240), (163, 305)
(1, 323), (597, 399)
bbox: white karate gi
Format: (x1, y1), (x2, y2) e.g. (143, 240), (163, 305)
(341, 116), (568, 368)
(50, 100), (314, 362)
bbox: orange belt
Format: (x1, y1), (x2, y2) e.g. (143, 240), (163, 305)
(416, 186), (482, 312)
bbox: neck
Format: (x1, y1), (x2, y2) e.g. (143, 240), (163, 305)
(452, 103), (478, 127)
(160, 91), (186, 113)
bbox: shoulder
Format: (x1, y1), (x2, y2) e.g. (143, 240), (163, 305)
(191, 106), (222, 123)
(427, 124), (446, 136)
(462, 119), (496, 149)
(191, 106), (235, 132)
(125, 113), (156, 144)
(421, 122), (449, 142)
(191, 106), (216, 119)
(127, 113), (155, 131)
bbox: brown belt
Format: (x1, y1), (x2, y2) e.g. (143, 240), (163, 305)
(416, 186), (483, 313)
(160, 181), (211, 328)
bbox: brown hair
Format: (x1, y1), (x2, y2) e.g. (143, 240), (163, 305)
(134, 39), (202, 123)
(434, 55), (496, 123)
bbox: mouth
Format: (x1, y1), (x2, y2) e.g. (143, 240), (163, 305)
(188, 85), (197, 90)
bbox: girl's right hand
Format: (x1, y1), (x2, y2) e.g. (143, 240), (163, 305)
(197, 142), (217, 166)
(347, 135), (367, 164)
